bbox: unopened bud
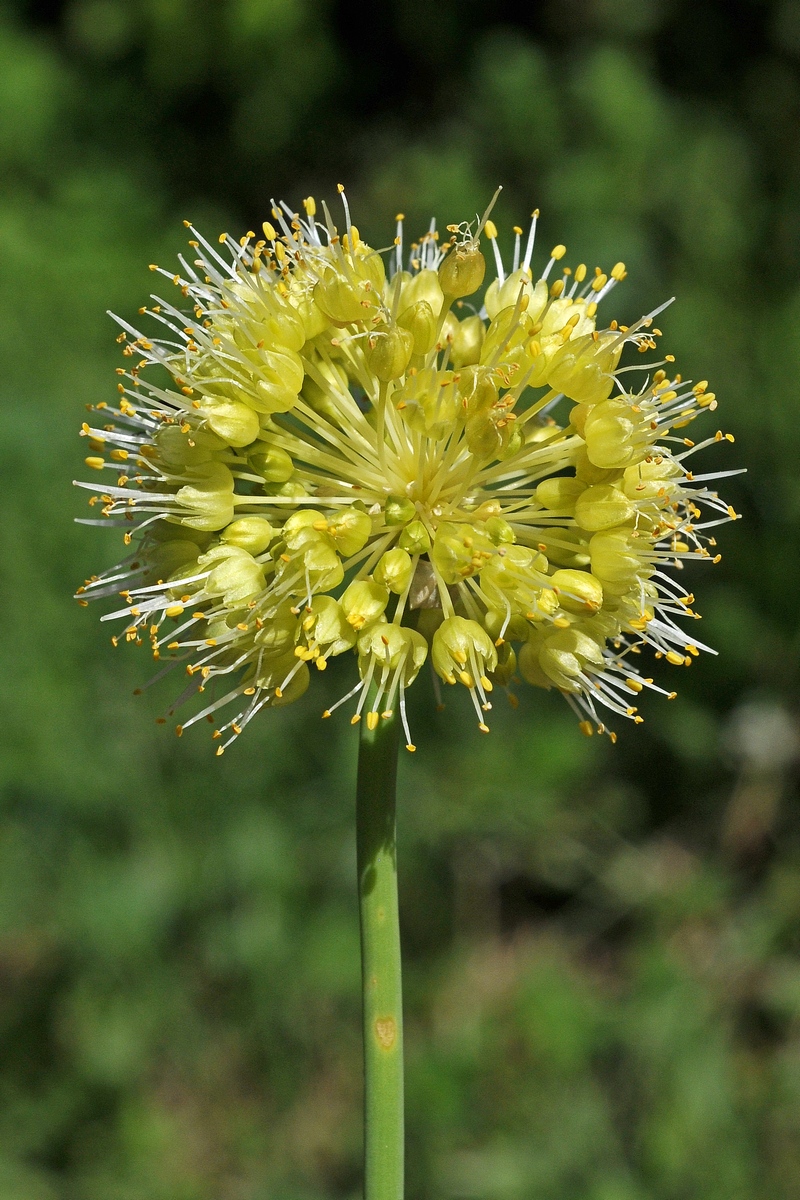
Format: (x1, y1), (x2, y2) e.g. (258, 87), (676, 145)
(398, 519), (432, 554)
(384, 494), (416, 526)
(249, 444), (294, 482)
(221, 516), (274, 555)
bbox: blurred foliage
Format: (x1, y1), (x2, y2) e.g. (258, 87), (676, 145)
(1, 0), (800, 1196)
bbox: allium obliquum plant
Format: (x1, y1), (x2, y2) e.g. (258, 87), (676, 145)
(76, 188), (737, 1200)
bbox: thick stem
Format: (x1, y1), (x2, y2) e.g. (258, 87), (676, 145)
(357, 703), (404, 1200)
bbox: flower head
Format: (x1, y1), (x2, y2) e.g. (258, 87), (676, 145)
(76, 188), (738, 752)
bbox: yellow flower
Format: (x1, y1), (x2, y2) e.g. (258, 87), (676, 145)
(76, 189), (738, 752)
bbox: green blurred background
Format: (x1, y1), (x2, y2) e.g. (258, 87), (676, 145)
(1, 0), (799, 1196)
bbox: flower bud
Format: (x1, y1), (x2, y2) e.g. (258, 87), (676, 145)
(301, 358), (349, 425)
(252, 294), (306, 352)
(398, 300), (437, 355)
(535, 476), (586, 514)
(176, 461), (236, 531)
(384, 494), (416, 526)
(367, 325), (414, 382)
(396, 367), (460, 440)
(221, 516), (274, 555)
(374, 547), (414, 594)
(450, 315), (486, 368)
(341, 578), (390, 630)
(270, 478), (308, 499)
(398, 520), (431, 554)
(538, 628), (605, 691)
(432, 615), (497, 686)
(287, 289), (328, 340)
(549, 568), (604, 614)
(485, 516), (515, 545)
(248, 444), (294, 483)
(574, 484), (634, 532)
(438, 243), (486, 299)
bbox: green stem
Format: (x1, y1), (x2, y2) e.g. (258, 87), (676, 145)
(357, 701), (404, 1200)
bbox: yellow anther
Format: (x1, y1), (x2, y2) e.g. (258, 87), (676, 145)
(611, 262), (626, 280)
(85, 456), (104, 470)
(550, 244), (567, 260)
(165, 604), (184, 618)
(666, 650), (685, 666)
(262, 221), (276, 240)
(484, 219), (498, 239)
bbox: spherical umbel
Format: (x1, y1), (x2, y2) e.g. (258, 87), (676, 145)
(75, 190), (739, 753)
